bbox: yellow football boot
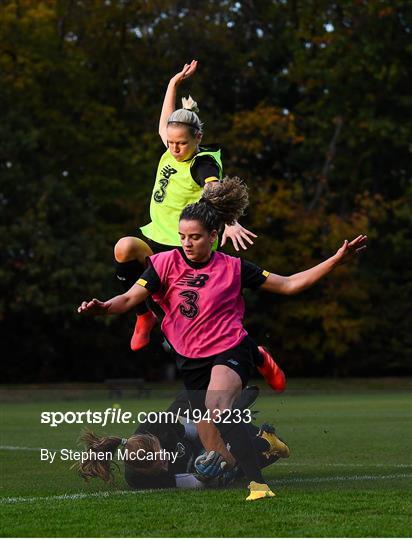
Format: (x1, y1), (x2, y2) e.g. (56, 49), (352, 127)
(246, 481), (276, 501)
(258, 424), (290, 459)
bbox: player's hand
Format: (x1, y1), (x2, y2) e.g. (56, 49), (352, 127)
(333, 235), (368, 265)
(221, 221), (257, 251)
(194, 451), (226, 482)
(170, 60), (198, 86)
(219, 465), (239, 487)
(77, 298), (111, 316)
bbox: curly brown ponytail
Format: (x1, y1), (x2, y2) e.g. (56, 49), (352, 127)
(72, 429), (121, 483)
(180, 176), (249, 232)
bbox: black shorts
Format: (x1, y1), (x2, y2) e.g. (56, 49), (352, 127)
(144, 237), (176, 254)
(176, 336), (258, 413)
(124, 231), (176, 255)
(177, 336), (257, 390)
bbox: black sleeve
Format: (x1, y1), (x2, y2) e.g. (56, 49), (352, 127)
(134, 418), (197, 477)
(191, 155), (220, 187)
(125, 465), (176, 489)
(241, 259), (269, 290)
(136, 418), (186, 445)
(136, 265), (161, 293)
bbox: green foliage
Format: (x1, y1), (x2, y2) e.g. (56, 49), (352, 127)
(1, 0), (411, 380)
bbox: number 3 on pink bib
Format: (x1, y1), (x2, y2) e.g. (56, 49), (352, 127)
(178, 290), (200, 319)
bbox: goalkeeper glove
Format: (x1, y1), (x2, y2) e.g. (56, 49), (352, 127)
(194, 451), (226, 482)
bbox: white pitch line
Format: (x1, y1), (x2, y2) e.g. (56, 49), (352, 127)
(1, 474), (410, 505)
(0, 489), (155, 505)
(0, 446), (46, 452)
(270, 473), (412, 485)
(275, 462), (412, 468)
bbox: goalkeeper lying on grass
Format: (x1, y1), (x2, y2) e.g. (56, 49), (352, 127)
(74, 386), (289, 490)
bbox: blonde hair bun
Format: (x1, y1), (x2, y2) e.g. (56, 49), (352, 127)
(181, 95), (199, 113)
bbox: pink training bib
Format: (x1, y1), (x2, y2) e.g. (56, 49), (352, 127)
(150, 250), (247, 358)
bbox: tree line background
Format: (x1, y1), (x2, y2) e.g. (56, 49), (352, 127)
(1, 0), (411, 382)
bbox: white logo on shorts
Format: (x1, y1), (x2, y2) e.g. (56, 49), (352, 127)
(227, 359), (239, 366)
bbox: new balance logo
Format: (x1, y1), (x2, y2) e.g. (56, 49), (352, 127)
(160, 165), (177, 179)
(176, 273), (209, 288)
(227, 359), (239, 366)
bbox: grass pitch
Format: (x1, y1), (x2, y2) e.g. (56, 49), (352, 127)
(0, 379), (411, 537)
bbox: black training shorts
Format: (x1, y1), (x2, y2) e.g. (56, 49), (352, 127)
(177, 335), (256, 390)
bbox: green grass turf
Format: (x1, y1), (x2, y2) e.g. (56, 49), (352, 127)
(0, 381), (411, 537)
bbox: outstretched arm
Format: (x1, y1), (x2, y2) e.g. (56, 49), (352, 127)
(159, 60), (198, 147)
(260, 235), (367, 295)
(77, 283), (151, 316)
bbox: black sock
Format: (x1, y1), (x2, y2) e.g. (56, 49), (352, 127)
(245, 423), (274, 467)
(217, 421), (264, 484)
(250, 339), (263, 367)
(253, 436), (270, 454)
(115, 259), (143, 290)
(115, 260), (148, 315)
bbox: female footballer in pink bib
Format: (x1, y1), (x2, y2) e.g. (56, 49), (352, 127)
(78, 177), (367, 500)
